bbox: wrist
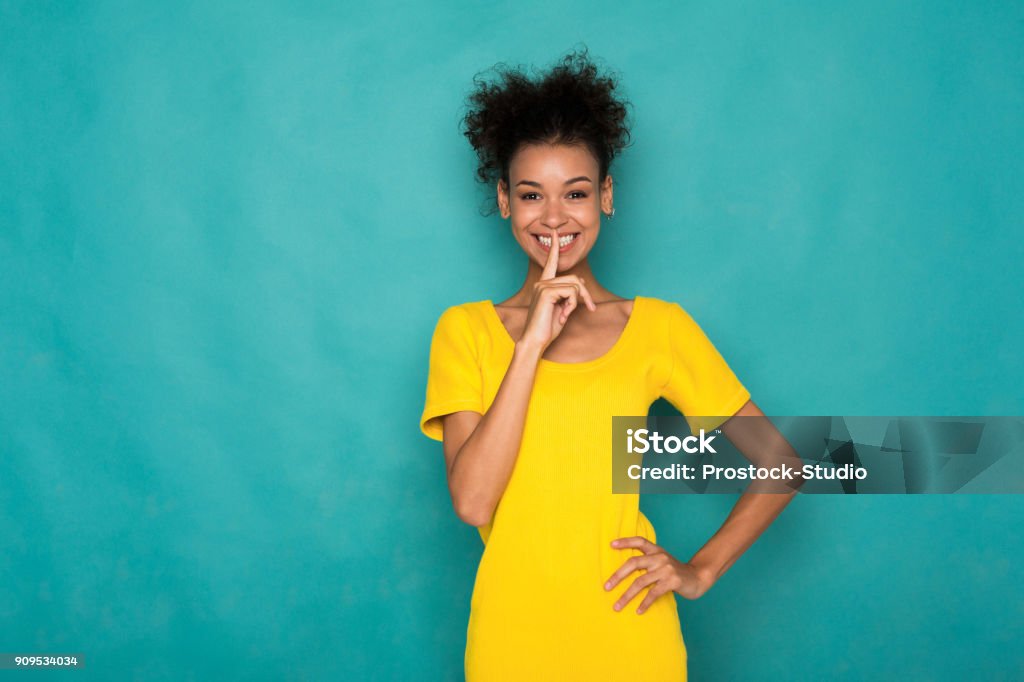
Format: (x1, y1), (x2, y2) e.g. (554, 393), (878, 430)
(513, 340), (545, 362)
(689, 560), (720, 594)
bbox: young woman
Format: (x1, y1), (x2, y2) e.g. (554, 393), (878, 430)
(419, 48), (799, 681)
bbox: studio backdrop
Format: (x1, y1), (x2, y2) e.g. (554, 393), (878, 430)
(1, 1), (1021, 680)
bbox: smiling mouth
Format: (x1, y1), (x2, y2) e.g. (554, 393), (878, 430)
(532, 232), (581, 252)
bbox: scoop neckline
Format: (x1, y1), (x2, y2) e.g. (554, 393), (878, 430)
(482, 295), (645, 371)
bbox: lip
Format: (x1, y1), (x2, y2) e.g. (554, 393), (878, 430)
(531, 232), (581, 254)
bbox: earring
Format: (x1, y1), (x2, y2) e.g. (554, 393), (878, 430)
(607, 207), (615, 220)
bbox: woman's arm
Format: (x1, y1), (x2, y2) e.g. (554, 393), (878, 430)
(440, 229), (596, 528)
(605, 398), (805, 612)
(687, 398), (805, 592)
(440, 341), (544, 527)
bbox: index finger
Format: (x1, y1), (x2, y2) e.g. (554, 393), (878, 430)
(610, 537), (658, 552)
(540, 226), (561, 280)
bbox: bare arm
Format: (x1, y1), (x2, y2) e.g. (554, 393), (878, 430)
(439, 343), (541, 527)
(687, 398), (806, 590)
(604, 397), (807, 612)
(439, 226), (597, 527)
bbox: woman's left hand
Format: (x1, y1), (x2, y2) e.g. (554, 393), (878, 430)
(604, 537), (715, 613)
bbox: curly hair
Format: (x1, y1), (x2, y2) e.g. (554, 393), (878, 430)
(460, 46), (634, 216)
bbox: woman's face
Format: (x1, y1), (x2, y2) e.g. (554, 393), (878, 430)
(498, 143), (613, 272)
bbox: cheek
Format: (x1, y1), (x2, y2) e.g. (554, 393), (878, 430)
(573, 202), (601, 219)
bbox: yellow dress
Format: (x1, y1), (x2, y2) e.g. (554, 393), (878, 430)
(419, 295), (751, 681)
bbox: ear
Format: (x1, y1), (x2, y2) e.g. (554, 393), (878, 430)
(601, 174), (614, 214)
(497, 179), (511, 218)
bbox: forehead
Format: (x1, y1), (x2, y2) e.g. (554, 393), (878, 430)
(509, 143), (598, 181)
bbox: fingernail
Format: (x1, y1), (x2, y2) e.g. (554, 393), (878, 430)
(604, 582), (611, 590)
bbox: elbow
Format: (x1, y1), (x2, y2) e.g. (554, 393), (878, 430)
(458, 510), (491, 528)
(452, 495), (493, 528)
(446, 460), (495, 527)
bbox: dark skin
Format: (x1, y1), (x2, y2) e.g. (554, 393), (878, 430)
(443, 141), (801, 615)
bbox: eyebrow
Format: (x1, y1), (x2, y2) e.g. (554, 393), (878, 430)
(515, 176), (593, 188)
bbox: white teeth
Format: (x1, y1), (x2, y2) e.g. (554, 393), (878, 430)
(537, 233), (578, 247)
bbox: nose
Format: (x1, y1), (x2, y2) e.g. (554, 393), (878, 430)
(540, 202), (568, 230)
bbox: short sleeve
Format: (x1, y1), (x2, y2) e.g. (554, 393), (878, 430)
(419, 305), (485, 442)
(660, 302), (751, 433)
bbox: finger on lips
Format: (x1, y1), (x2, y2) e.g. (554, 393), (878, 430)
(540, 226), (596, 311)
(541, 226), (560, 280)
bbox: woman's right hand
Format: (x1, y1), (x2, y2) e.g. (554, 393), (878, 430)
(518, 226), (598, 354)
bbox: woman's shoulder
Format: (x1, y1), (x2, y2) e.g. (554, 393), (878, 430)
(636, 294), (687, 317)
(438, 299), (492, 315)
(635, 295), (709, 337)
(431, 299), (494, 333)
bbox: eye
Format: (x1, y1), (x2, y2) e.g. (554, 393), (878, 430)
(568, 191), (588, 199)
(520, 192), (539, 200)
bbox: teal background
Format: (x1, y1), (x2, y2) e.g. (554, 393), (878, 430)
(2, 1), (1022, 680)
